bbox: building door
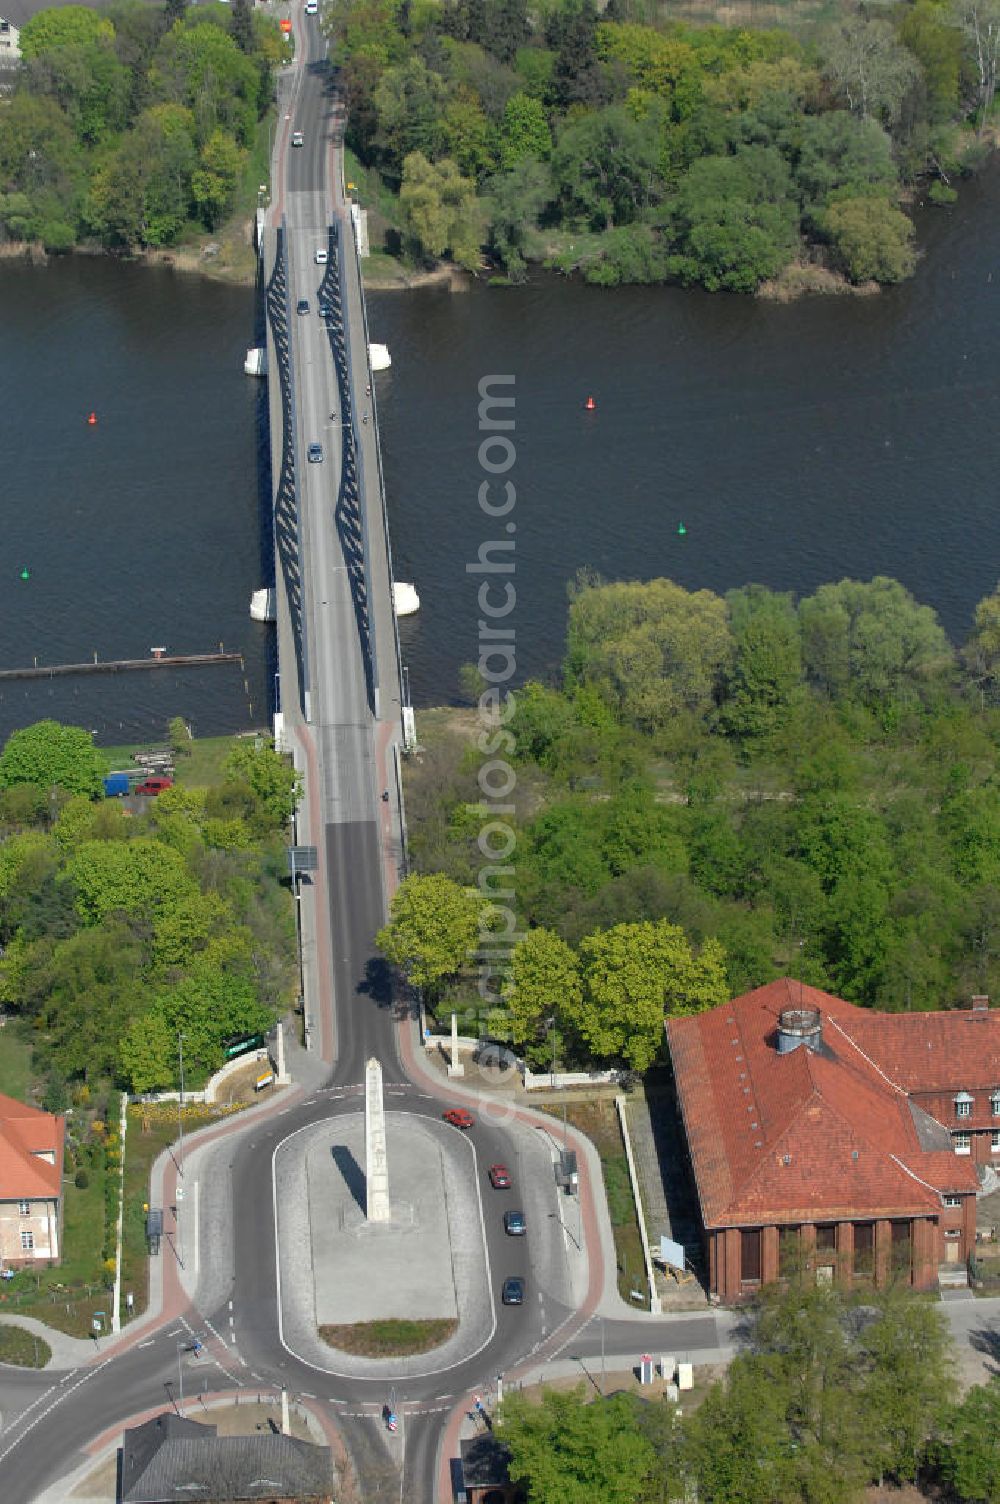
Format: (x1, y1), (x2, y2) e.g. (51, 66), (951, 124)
(944, 1238), (961, 1263)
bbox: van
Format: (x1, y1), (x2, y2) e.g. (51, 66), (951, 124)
(134, 776), (173, 796)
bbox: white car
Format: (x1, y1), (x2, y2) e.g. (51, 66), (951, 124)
(291, 130), (304, 147)
(315, 247), (328, 265)
(305, 0), (317, 12)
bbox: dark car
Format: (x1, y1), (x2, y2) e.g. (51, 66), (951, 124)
(443, 1108), (474, 1129)
(307, 443), (323, 463)
(296, 299), (309, 315)
(503, 1210), (526, 1237)
(488, 1164), (511, 1189)
(502, 1276), (525, 1305)
(134, 776), (173, 796)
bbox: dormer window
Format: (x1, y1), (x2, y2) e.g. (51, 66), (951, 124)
(992, 1091), (1000, 1118)
(955, 1092), (974, 1119)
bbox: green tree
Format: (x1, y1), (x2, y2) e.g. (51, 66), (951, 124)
(230, 0), (254, 54)
(503, 928), (581, 1059)
(191, 127), (245, 227)
(225, 736), (299, 831)
(948, 0), (1000, 126)
(32, 920), (145, 1080)
(932, 1380), (1000, 1503)
(719, 585), (802, 742)
(398, 150), (484, 269)
(118, 1007), (174, 1092)
(0, 720), (107, 799)
(665, 145), (799, 293)
(498, 1386), (659, 1504)
(821, 195), (916, 284)
(19, 5), (114, 59)
(441, 87), (496, 180)
(798, 577), (952, 703)
(963, 581), (1000, 702)
(485, 156), (552, 279)
(376, 872), (482, 995)
(579, 918), (727, 1070)
(150, 20), (259, 147)
(859, 1287), (953, 1482)
(66, 836), (198, 923)
(498, 90), (552, 169)
(898, 1), (964, 121)
(565, 576), (734, 732)
(373, 55), (449, 173)
(791, 111), (897, 216)
(551, 105), (662, 230)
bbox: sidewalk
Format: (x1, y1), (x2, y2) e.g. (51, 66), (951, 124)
(0, 1312), (97, 1368)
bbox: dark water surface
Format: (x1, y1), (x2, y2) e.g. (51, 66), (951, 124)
(1, 169), (998, 743)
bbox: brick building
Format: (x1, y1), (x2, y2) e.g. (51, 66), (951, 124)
(0, 1092), (64, 1269)
(666, 980), (998, 1302)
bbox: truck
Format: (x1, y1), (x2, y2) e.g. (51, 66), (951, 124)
(103, 773), (130, 798)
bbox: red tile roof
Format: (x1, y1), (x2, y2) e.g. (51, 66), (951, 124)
(666, 981), (988, 1230)
(0, 1093), (64, 1201)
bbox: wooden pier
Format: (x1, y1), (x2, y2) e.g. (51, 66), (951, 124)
(0, 651), (244, 682)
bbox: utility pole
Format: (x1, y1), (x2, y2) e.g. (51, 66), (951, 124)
(177, 1033), (186, 1175)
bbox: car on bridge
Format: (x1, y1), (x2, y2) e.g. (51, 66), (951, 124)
(488, 1164), (511, 1189)
(503, 1210), (526, 1236)
(443, 1108), (474, 1129)
(315, 247), (328, 265)
(502, 1276), (525, 1305)
(291, 131), (304, 147)
(307, 443), (324, 463)
(305, 0), (318, 11)
(296, 299), (309, 316)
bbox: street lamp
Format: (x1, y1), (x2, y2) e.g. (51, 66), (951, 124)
(176, 1033), (186, 1177)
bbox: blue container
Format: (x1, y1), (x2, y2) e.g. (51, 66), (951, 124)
(103, 773), (130, 797)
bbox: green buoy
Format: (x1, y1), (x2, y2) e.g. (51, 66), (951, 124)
(677, 522), (687, 536)
(20, 567), (30, 580)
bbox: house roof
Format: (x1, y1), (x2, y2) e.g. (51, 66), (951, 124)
(120, 1412), (334, 1503)
(666, 980), (988, 1230)
(0, 0), (161, 35)
(0, 1093), (63, 1201)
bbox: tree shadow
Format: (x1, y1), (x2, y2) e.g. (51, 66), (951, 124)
(331, 1144), (366, 1215)
(360, 954), (394, 1011)
(968, 1320), (1000, 1377)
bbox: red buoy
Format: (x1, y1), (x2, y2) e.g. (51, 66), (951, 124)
(87, 412), (98, 426)
(584, 396), (596, 411)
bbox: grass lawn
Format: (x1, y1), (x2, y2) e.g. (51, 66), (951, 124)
(101, 733), (236, 789)
(0, 1324), (51, 1367)
(563, 1097), (647, 1304)
(0, 1018), (36, 1103)
(319, 1317), (457, 1356)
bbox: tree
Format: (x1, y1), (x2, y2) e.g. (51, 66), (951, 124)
(948, 0), (1000, 127)
(719, 585), (802, 742)
(498, 1387), (659, 1504)
(373, 56), (449, 173)
(191, 127), (245, 227)
(376, 872), (482, 995)
(578, 919), (727, 1070)
(820, 16), (921, 126)
(798, 577), (952, 703)
(898, 1), (964, 121)
(858, 1287), (953, 1483)
(552, 105), (662, 230)
(230, 0), (254, 55)
(225, 737), (299, 831)
(0, 720), (107, 799)
(821, 195), (916, 285)
(119, 1007), (174, 1092)
(66, 837), (199, 923)
(150, 21), (259, 147)
(665, 145), (799, 293)
(498, 90), (552, 169)
(503, 928), (581, 1058)
(565, 577), (734, 732)
(963, 581), (1000, 701)
(485, 156), (552, 279)
(18, 6), (114, 59)
(441, 87), (496, 180)
(932, 1380), (1000, 1503)
(791, 111), (897, 215)
(32, 920), (146, 1080)
(398, 150), (484, 269)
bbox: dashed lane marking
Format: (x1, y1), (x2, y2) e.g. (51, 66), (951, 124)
(137, 1340), (155, 1349)
(0, 1359), (114, 1464)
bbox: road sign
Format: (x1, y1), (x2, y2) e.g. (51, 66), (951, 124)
(286, 845), (318, 875)
(92, 1318), (102, 1333)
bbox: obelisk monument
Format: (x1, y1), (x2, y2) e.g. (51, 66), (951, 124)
(365, 1056), (391, 1222)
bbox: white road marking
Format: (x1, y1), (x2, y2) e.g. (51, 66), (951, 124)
(0, 1359), (114, 1463)
(137, 1340), (155, 1349)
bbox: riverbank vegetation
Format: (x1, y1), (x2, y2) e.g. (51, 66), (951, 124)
(497, 1278), (1000, 1504)
(0, 1), (287, 254)
(329, 0), (997, 291)
(0, 720), (298, 1094)
(387, 574), (1000, 1071)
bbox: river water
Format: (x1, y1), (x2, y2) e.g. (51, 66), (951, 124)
(0, 168), (997, 743)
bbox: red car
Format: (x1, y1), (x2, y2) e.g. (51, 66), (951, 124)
(442, 1108), (474, 1130)
(134, 776), (173, 796)
(488, 1164), (511, 1189)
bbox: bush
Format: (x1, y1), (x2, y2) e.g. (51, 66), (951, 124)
(74, 1168), (89, 1189)
(928, 179), (958, 206)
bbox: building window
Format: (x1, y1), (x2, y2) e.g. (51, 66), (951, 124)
(943, 1195), (961, 1207)
(891, 1221), (911, 1277)
(18, 1200), (29, 1216)
(854, 1222), (874, 1277)
(954, 1132), (971, 1154)
(954, 1093), (973, 1118)
(778, 1226), (799, 1278)
(20, 1231), (33, 1252)
(740, 1229), (762, 1283)
(991, 1091), (1000, 1117)
(816, 1224), (837, 1253)
(992, 1131), (1000, 1153)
